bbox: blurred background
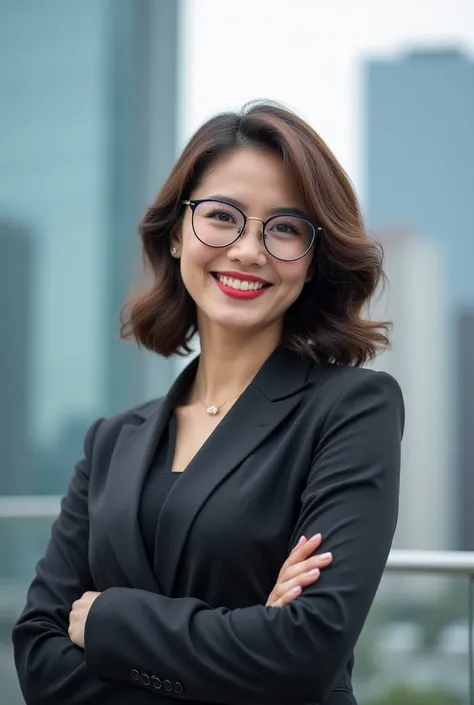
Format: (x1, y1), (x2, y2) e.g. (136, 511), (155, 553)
(0, 0), (473, 702)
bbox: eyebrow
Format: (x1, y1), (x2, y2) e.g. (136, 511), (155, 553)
(206, 194), (312, 221)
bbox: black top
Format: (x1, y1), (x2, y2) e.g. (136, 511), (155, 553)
(139, 413), (180, 566)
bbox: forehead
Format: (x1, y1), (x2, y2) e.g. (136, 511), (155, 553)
(193, 147), (305, 210)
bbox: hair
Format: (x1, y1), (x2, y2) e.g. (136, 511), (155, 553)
(120, 100), (390, 366)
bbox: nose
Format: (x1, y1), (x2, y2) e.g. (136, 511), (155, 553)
(226, 219), (267, 267)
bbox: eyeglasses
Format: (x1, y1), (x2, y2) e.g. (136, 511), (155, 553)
(181, 198), (322, 262)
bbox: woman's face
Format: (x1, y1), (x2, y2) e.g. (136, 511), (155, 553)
(171, 147), (313, 339)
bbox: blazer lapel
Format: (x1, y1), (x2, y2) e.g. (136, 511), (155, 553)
(105, 358), (199, 592)
(155, 346), (313, 596)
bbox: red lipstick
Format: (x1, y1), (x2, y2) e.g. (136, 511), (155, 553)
(211, 271), (272, 300)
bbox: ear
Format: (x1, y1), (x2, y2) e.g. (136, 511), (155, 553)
(170, 223), (182, 258)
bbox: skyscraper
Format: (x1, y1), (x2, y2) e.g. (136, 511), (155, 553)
(0, 222), (33, 495)
(0, 0), (180, 470)
(104, 0), (181, 414)
(363, 49), (474, 553)
(364, 49), (474, 308)
(0, 3), (181, 700)
(368, 232), (452, 555)
(457, 309), (474, 551)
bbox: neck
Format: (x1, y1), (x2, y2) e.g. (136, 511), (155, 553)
(191, 320), (282, 406)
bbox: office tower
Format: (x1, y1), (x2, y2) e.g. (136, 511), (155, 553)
(363, 49), (474, 552)
(364, 49), (474, 308)
(0, 0), (180, 464)
(104, 0), (181, 413)
(369, 232), (452, 555)
(0, 223), (33, 495)
(0, 4), (181, 700)
(457, 309), (474, 551)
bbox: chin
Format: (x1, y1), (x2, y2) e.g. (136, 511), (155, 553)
(214, 314), (267, 332)
(202, 306), (280, 335)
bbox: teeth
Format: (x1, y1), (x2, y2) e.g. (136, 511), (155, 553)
(217, 275), (265, 291)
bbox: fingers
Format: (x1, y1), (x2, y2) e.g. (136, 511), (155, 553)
(270, 568), (321, 608)
(288, 533), (323, 564)
(278, 535), (318, 580)
(268, 550), (333, 607)
(290, 534), (308, 554)
(270, 586), (303, 608)
(267, 532), (333, 609)
(282, 550), (333, 584)
(275, 553), (331, 596)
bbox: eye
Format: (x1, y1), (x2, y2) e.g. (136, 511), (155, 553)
(268, 219), (301, 236)
(206, 208), (237, 224)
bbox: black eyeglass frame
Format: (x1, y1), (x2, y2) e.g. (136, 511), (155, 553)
(181, 198), (322, 262)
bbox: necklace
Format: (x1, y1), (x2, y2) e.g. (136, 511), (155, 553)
(198, 395), (239, 416)
(203, 403), (220, 416)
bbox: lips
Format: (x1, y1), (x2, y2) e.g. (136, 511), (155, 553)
(212, 271), (272, 287)
(211, 272), (272, 300)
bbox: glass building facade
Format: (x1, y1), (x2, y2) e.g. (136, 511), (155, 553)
(0, 1), (180, 700)
(364, 48), (474, 553)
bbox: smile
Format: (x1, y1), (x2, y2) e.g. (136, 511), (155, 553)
(211, 272), (272, 300)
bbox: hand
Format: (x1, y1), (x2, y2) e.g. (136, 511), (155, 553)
(266, 534), (333, 608)
(68, 591), (101, 649)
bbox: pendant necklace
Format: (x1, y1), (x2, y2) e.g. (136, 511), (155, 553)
(198, 395), (240, 416)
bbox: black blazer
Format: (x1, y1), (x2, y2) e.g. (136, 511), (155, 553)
(13, 346), (404, 705)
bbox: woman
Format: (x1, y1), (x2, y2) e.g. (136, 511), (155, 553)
(13, 101), (404, 705)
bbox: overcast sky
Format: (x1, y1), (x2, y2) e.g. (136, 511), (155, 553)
(179, 0), (474, 197)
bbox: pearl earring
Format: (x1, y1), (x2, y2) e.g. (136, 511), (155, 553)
(171, 247), (177, 255)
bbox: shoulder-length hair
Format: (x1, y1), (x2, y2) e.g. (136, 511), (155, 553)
(121, 101), (389, 366)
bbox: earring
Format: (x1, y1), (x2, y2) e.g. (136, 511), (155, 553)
(171, 247), (177, 255)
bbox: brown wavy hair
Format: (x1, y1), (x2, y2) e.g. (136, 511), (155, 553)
(121, 100), (389, 366)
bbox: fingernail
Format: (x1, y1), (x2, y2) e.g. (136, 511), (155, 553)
(307, 568), (320, 576)
(309, 533), (322, 542)
(319, 552), (333, 560)
(291, 536), (306, 553)
(291, 586), (302, 594)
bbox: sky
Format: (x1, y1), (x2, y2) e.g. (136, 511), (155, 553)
(179, 0), (474, 200)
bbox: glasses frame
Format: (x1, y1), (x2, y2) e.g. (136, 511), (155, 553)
(181, 198), (322, 262)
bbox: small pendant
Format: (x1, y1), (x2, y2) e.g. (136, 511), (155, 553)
(206, 405), (219, 416)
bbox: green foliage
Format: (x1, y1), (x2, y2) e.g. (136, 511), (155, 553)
(366, 683), (462, 705)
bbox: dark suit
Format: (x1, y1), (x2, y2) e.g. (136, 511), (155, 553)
(13, 346), (404, 705)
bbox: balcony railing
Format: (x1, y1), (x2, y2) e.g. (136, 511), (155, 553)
(1, 497), (473, 704)
(385, 549), (474, 705)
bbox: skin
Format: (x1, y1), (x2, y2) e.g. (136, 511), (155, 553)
(69, 146), (333, 649)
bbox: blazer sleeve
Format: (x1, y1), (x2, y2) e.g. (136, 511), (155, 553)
(83, 371), (404, 704)
(12, 419), (160, 705)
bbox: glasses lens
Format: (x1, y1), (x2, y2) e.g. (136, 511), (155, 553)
(264, 215), (315, 260)
(193, 200), (244, 247)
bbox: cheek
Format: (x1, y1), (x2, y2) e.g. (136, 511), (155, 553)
(181, 225), (214, 270)
(276, 260), (310, 291)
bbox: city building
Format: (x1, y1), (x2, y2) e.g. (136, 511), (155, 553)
(0, 5), (180, 698)
(457, 309), (474, 551)
(368, 232), (453, 557)
(363, 48), (474, 309)
(363, 48), (474, 554)
(0, 222), (33, 496)
(0, 0), (180, 493)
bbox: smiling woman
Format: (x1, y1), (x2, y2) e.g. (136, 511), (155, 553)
(13, 101), (404, 705)
(122, 101), (389, 364)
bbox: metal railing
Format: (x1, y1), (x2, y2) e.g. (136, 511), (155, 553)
(0, 495), (61, 519)
(385, 549), (474, 705)
(1, 497), (474, 703)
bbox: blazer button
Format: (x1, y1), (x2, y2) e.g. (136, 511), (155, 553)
(130, 669), (140, 680)
(151, 676), (162, 690)
(163, 679), (173, 692)
(140, 673), (151, 686)
(174, 681), (184, 694)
